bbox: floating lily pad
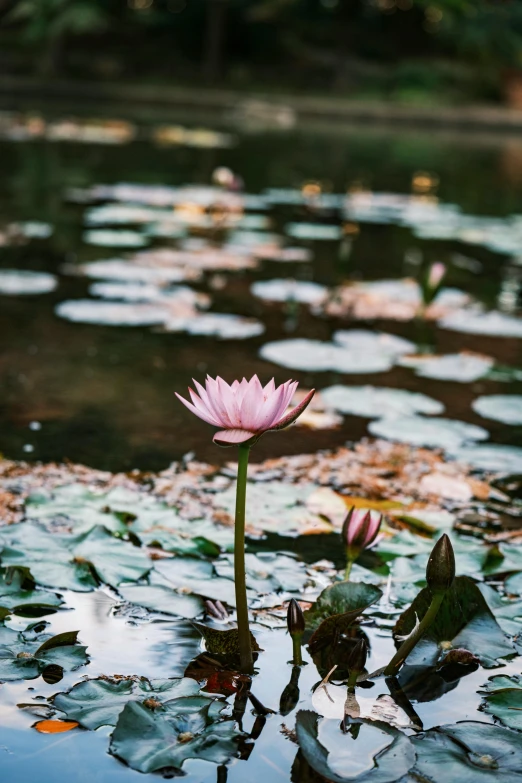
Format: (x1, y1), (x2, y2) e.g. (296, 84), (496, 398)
(0, 522), (150, 592)
(83, 229), (148, 248)
(369, 416), (489, 449)
(110, 699), (240, 774)
(13, 221), (53, 239)
(439, 310), (522, 338)
(477, 584), (522, 636)
(0, 568), (63, 617)
(0, 269), (57, 296)
(393, 576), (514, 668)
(215, 552), (308, 594)
(412, 721), (522, 782)
(53, 676), (206, 730)
(89, 281), (166, 301)
(84, 204), (171, 226)
(260, 330), (414, 374)
(164, 312), (265, 339)
(251, 279), (327, 304)
(55, 299), (170, 326)
(296, 711), (415, 783)
(70, 258), (198, 284)
(285, 223), (344, 241)
(450, 444), (522, 473)
(304, 581), (383, 634)
(399, 353), (494, 383)
(153, 558), (241, 607)
(0, 623), (88, 681)
(321, 385), (444, 419)
(479, 674), (522, 730)
(117, 584), (204, 619)
(472, 395), (522, 425)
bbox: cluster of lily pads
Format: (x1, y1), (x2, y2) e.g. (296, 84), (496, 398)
(0, 459), (520, 779)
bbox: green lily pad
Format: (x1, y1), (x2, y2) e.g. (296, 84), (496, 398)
(110, 699), (241, 773)
(154, 558), (245, 607)
(0, 622), (88, 681)
(479, 674), (522, 730)
(53, 676), (208, 729)
(213, 552), (308, 594)
(0, 522), (150, 592)
(117, 584), (204, 619)
(0, 569), (63, 616)
(393, 576), (514, 668)
(412, 721), (522, 782)
(477, 583), (522, 636)
(304, 582), (383, 634)
(295, 710), (415, 783)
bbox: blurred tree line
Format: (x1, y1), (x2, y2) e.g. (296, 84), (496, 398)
(1, 0), (522, 104)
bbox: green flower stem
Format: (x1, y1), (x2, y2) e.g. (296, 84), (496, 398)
(235, 443), (253, 674)
(384, 591), (445, 677)
(344, 557), (355, 581)
(347, 669), (358, 692)
(292, 633), (303, 666)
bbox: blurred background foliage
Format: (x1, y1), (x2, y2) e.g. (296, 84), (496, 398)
(1, 0), (522, 105)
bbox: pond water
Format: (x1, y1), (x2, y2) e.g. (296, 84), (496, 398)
(1, 102), (522, 783)
(0, 103), (521, 472)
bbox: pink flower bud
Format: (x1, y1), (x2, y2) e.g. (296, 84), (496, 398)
(342, 507), (382, 558)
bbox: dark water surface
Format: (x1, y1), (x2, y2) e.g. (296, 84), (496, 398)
(0, 104), (521, 471)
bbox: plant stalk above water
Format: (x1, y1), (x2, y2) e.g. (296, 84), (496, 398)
(234, 443), (253, 674)
(383, 591), (444, 677)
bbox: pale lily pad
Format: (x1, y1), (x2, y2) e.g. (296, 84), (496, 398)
(251, 279), (327, 304)
(164, 312), (265, 339)
(14, 221), (53, 239)
(412, 721), (522, 782)
(84, 204), (172, 226)
(472, 395), (522, 425)
(286, 223), (344, 240)
(55, 299), (171, 326)
(110, 699), (240, 774)
(321, 385), (444, 419)
(214, 552), (308, 594)
(70, 258), (198, 284)
(296, 711), (415, 783)
(450, 444), (522, 473)
(89, 282), (166, 301)
(369, 416), (488, 449)
(0, 624), (88, 681)
(440, 309), (522, 338)
(0, 569), (63, 617)
(83, 229), (148, 248)
(54, 676), (205, 730)
(477, 584), (522, 636)
(479, 674), (522, 730)
(0, 270), (57, 295)
(399, 353), (494, 383)
(153, 558), (241, 607)
(260, 330), (414, 374)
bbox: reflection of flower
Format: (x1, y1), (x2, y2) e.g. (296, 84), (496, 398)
(176, 375), (315, 446)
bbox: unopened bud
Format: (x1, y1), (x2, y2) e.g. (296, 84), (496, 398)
(426, 534), (455, 595)
(342, 507), (382, 558)
(345, 638), (367, 674)
(287, 599), (305, 637)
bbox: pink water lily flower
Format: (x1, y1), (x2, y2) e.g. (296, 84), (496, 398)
(342, 507), (382, 555)
(176, 375), (315, 447)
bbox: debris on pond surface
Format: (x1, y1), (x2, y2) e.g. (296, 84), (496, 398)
(322, 278), (471, 321)
(0, 269), (58, 296)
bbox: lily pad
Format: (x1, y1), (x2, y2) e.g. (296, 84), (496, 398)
(70, 258), (199, 284)
(164, 312), (265, 339)
(53, 676), (206, 729)
(399, 353), (494, 383)
(479, 674), (522, 730)
(393, 576), (514, 668)
(472, 395), (522, 425)
(369, 416), (489, 449)
(55, 299), (172, 327)
(251, 279), (327, 304)
(285, 222), (344, 240)
(477, 584), (522, 636)
(0, 522), (150, 592)
(110, 699), (240, 774)
(412, 721), (522, 782)
(0, 623), (88, 681)
(0, 568), (63, 617)
(439, 310), (522, 338)
(321, 385), (444, 419)
(259, 330), (414, 374)
(118, 583), (204, 619)
(304, 581), (383, 634)
(82, 229), (148, 248)
(0, 269), (57, 296)
(295, 710), (415, 783)
(449, 444), (522, 473)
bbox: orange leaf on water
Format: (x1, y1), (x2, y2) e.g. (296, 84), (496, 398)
(34, 720), (79, 734)
(340, 496), (404, 512)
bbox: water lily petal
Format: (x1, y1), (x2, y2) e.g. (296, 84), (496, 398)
(270, 388), (316, 431)
(213, 429), (257, 447)
(175, 392), (221, 427)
